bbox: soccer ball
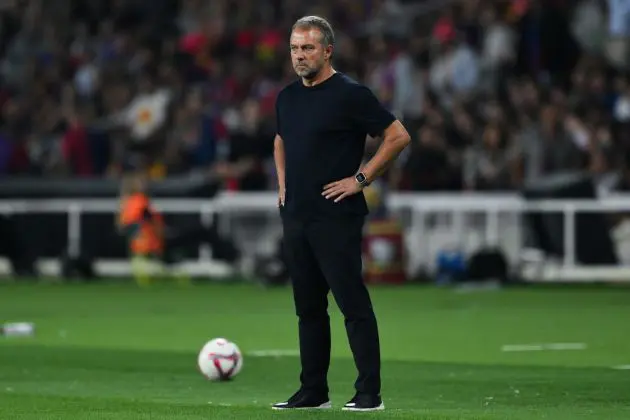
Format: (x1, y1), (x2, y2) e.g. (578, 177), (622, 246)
(197, 338), (243, 381)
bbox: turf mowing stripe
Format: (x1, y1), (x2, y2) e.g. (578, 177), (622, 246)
(501, 342), (587, 352)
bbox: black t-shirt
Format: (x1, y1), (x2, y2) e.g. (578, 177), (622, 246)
(276, 72), (395, 219)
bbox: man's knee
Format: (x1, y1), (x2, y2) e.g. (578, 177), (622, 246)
(331, 286), (375, 321)
(297, 307), (330, 322)
(294, 291), (329, 320)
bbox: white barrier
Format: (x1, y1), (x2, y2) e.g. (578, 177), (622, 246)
(2, 192), (630, 282)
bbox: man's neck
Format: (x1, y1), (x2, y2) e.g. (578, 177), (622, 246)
(302, 66), (336, 87)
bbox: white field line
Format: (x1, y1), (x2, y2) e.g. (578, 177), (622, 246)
(501, 342), (587, 352)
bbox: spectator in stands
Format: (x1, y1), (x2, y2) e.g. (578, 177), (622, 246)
(604, 0), (630, 69)
(479, 3), (517, 91)
(391, 37), (426, 122)
(219, 98), (274, 191)
(166, 87), (215, 174)
(464, 123), (516, 190)
(515, 102), (587, 184)
(61, 109), (94, 177)
(403, 124), (454, 191)
(429, 33), (481, 107)
(571, 0), (606, 55)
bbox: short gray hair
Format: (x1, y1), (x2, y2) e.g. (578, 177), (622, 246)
(291, 16), (335, 48)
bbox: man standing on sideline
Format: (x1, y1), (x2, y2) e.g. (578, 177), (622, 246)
(272, 16), (411, 411)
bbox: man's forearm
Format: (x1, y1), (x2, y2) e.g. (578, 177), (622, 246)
(361, 122), (410, 183)
(274, 135), (286, 189)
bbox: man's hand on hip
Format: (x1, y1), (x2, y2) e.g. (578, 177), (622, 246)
(322, 176), (362, 203)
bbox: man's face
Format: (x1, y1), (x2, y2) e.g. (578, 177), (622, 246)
(290, 28), (330, 79)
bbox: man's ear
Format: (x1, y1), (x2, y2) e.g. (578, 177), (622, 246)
(325, 45), (333, 60)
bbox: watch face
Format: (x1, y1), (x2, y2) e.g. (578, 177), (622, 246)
(356, 173), (366, 183)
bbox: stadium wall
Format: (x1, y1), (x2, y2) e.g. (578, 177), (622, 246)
(1, 175), (630, 282)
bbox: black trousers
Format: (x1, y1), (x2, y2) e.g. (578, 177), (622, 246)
(281, 214), (381, 396)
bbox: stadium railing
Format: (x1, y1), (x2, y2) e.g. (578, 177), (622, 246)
(2, 192), (630, 282)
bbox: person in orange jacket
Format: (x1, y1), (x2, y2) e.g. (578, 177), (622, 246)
(117, 172), (240, 286)
(117, 172), (173, 286)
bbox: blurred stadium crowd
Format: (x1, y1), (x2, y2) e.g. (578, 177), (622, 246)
(0, 0), (628, 192)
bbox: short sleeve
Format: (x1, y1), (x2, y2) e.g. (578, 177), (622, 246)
(348, 85), (396, 137)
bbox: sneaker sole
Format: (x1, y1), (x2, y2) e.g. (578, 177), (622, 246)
(272, 401), (332, 410)
(342, 403), (385, 412)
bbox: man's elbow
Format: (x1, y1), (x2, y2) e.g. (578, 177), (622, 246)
(399, 132), (411, 148)
(382, 120), (411, 151)
(392, 126), (411, 150)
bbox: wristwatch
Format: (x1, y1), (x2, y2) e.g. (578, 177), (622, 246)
(355, 172), (370, 188)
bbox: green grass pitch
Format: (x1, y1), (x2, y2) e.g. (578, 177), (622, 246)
(1, 281), (629, 419)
